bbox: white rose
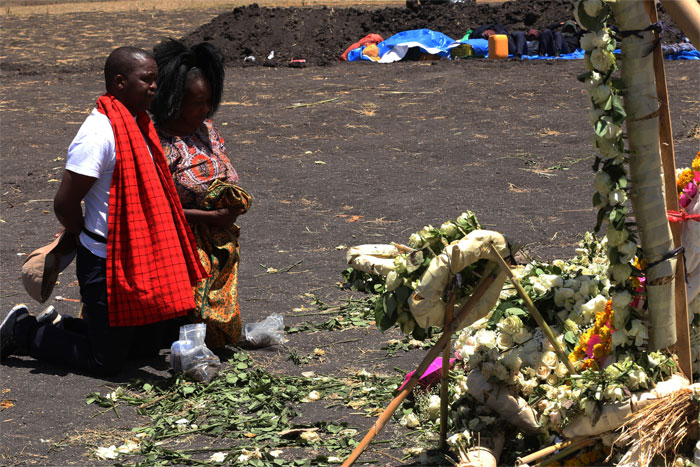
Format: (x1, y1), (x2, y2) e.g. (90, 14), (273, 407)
(540, 274), (564, 291)
(541, 351), (559, 369)
(612, 305), (630, 330)
(456, 343), (475, 361)
(629, 319), (649, 347)
(385, 271), (401, 291)
(498, 315), (523, 336)
(583, 0), (603, 18)
(600, 117), (622, 141)
(580, 32), (598, 51)
(117, 440), (139, 454)
(440, 222), (458, 238)
(581, 294), (607, 321)
(536, 364), (552, 380)
(611, 329), (631, 348)
(554, 287), (575, 307)
(95, 446), (119, 460)
(594, 29), (612, 48)
(585, 71), (603, 89)
(427, 395), (441, 421)
(618, 241), (637, 264)
(612, 263), (632, 284)
(612, 290), (632, 310)
(408, 233), (423, 248)
(300, 431), (322, 443)
(521, 378), (538, 396)
(303, 390), (321, 402)
(633, 369), (649, 388)
(608, 189), (627, 206)
(546, 373), (560, 386)
(591, 84), (611, 106)
(593, 172), (612, 195)
(606, 227), (629, 247)
(209, 452), (227, 463)
(564, 319), (579, 335)
(475, 329), (497, 349)
(590, 48), (614, 72)
(496, 332), (514, 350)
(605, 385), (625, 402)
(648, 352), (663, 367)
(393, 255), (408, 274)
(597, 137), (622, 160)
(399, 412), (420, 429)
(531, 277), (548, 296)
(555, 362), (569, 378)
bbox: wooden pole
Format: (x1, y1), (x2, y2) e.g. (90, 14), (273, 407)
(644, 0), (692, 382)
(342, 268), (501, 467)
(439, 287), (456, 450)
(516, 437), (597, 466)
(659, 0), (700, 49)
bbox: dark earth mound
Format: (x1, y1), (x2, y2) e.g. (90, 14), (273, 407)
(183, 0), (683, 66)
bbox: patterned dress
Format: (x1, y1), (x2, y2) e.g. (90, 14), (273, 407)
(158, 119), (252, 349)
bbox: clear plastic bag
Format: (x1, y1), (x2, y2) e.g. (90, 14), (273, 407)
(170, 323), (221, 383)
(242, 313), (285, 347)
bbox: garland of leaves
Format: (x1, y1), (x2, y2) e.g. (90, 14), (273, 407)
(574, 0), (645, 364)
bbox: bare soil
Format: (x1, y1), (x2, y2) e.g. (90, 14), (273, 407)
(0, 2), (698, 466)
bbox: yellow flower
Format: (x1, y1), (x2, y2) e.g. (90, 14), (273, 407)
(677, 168), (695, 193)
(692, 151), (700, 172)
(592, 343), (606, 359)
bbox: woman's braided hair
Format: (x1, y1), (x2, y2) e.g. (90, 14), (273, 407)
(150, 38), (225, 127)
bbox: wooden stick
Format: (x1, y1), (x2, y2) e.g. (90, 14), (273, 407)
(439, 287), (456, 450)
(391, 242), (416, 253)
(517, 437), (597, 465)
(342, 269), (501, 467)
(645, 0), (692, 382)
(490, 248), (576, 375)
(534, 438), (597, 466)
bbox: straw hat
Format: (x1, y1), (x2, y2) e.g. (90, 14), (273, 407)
(21, 231), (77, 303)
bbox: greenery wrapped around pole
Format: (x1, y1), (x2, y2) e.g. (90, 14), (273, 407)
(611, 0), (677, 351)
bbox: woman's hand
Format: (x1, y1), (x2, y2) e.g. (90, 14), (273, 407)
(183, 207), (245, 228)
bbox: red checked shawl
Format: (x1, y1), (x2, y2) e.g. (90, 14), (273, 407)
(97, 94), (207, 326)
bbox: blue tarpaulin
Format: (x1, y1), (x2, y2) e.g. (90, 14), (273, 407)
(347, 29), (457, 63)
(666, 49), (700, 60)
(347, 30), (699, 62)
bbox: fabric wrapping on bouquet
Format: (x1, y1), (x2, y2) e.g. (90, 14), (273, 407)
(562, 374), (689, 438)
(466, 369), (541, 434)
(347, 255), (396, 277)
(346, 244), (399, 259)
(346, 244), (399, 276)
(408, 230), (510, 329)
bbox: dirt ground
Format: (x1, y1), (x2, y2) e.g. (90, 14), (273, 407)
(0, 2), (698, 466)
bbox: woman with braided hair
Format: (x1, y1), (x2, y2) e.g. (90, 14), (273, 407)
(151, 39), (252, 349)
